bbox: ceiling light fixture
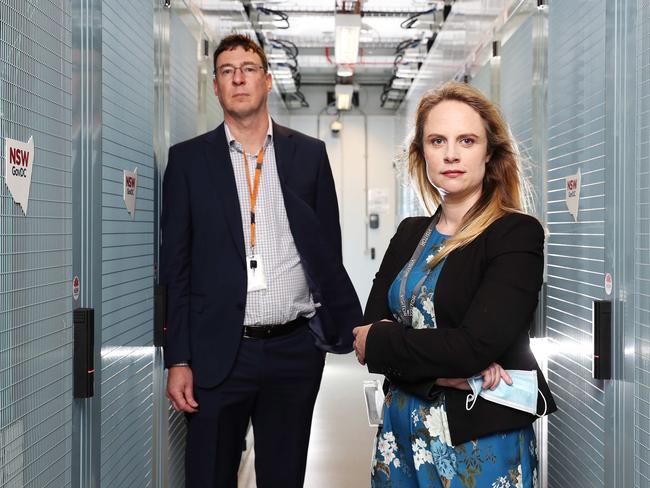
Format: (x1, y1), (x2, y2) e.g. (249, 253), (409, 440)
(335, 84), (354, 111)
(335, 14), (361, 65)
(337, 65), (354, 77)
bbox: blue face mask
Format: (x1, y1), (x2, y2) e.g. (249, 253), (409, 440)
(465, 369), (547, 417)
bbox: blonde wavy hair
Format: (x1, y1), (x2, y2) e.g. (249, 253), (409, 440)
(409, 81), (522, 268)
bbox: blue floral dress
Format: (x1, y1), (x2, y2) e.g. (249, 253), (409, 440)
(371, 228), (539, 488)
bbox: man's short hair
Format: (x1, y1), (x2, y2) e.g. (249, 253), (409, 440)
(213, 34), (268, 75)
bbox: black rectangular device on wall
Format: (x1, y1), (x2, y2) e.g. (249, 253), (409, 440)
(73, 308), (94, 398)
(592, 300), (612, 380)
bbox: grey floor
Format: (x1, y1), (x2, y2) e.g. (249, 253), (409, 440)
(238, 352), (382, 487)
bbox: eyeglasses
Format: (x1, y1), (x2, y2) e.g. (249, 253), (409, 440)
(215, 63), (265, 79)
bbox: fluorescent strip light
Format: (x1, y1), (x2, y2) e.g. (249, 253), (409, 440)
(335, 84), (354, 110)
(335, 14), (361, 65)
(267, 48), (289, 62)
(271, 66), (293, 79)
(395, 65), (420, 79)
(336, 93), (352, 110)
(391, 78), (412, 90)
(401, 47), (426, 63)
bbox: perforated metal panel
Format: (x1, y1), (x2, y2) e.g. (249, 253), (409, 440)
(546, 1), (607, 487)
(470, 62), (492, 100)
(100, 0), (155, 486)
(636, 1), (650, 485)
(169, 11), (197, 146)
(501, 17), (534, 150)
(0, 1), (72, 486)
(501, 16), (535, 204)
(202, 66), (223, 132)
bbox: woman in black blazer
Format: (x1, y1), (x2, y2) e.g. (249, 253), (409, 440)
(353, 82), (556, 487)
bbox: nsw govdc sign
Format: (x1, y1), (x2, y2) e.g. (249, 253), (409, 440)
(123, 168), (137, 218)
(4, 136), (34, 215)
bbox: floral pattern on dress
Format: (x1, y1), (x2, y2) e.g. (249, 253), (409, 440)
(411, 307), (426, 329)
(422, 404), (453, 447)
(412, 438), (434, 470)
(418, 286), (436, 327)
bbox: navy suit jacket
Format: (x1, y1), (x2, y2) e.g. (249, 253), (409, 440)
(160, 121), (362, 388)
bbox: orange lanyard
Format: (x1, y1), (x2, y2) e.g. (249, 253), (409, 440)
(243, 147), (265, 254)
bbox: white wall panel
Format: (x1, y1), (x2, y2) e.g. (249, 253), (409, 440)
(309, 114), (396, 308)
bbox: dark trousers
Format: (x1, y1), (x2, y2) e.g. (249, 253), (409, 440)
(185, 325), (325, 488)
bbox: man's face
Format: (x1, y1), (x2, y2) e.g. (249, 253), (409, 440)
(213, 46), (272, 119)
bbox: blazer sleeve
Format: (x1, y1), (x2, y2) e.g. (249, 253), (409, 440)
(365, 214), (544, 380)
(363, 218), (412, 323)
(314, 141), (343, 261)
(160, 145), (192, 367)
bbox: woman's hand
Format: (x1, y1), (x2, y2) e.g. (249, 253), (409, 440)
(479, 362), (512, 390)
(352, 320), (394, 365)
(352, 324), (371, 365)
(435, 362), (512, 391)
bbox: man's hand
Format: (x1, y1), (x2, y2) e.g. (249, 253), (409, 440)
(352, 324), (372, 365)
(166, 366), (199, 413)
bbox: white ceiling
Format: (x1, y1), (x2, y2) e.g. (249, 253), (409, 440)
(197, 0), (520, 108)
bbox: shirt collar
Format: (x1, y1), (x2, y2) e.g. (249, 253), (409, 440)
(224, 115), (273, 152)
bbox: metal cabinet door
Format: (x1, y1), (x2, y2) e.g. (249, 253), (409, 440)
(72, 0), (157, 486)
(0, 1), (73, 486)
(158, 7), (200, 487)
(632, 1), (650, 486)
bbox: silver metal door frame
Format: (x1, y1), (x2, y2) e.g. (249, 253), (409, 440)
(72, 0), (103, 486)
(152, 0), (171, 486)
(603, 1), (638, 487)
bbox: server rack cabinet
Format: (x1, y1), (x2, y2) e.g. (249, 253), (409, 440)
(1, 1), (73, 487)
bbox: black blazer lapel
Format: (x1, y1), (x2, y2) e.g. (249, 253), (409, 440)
(272, 122), (296, 186)
(203, 124), (245, 262)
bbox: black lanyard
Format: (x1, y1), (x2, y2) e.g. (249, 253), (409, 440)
(397, 213), (445, 326)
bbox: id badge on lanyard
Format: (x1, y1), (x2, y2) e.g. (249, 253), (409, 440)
(244, 147), (268, 292)
(247, 254), (267, 291)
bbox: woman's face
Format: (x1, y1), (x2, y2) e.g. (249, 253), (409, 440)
(422, 100), (490, 204)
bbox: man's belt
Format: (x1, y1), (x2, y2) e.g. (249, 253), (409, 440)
(242, 316), (308, 339)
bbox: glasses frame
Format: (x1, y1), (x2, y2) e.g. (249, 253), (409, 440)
(214, 63), (266, 79)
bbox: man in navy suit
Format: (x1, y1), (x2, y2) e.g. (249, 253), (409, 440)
(160, 34), (362, 487)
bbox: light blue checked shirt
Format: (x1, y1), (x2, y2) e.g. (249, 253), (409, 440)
(224, 118), (315, 326)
